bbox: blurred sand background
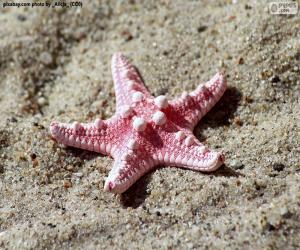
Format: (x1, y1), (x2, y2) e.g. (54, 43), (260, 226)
(0, 0), (299, 249)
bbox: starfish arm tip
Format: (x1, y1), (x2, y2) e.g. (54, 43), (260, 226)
(50, 121), (58, 135)
(103, 155), (156, 194)
(49, 121), (66, 142)
(104, 180), (116, 192)
(204, 71), (227, 91)
(200, 151), (225, 172)
(112, 51), (124, 61)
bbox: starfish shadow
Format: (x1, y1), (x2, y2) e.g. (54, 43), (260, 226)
(120, 164), (244, 208)
(195, 86), (242, 140)
(120, 172), (153, 208)
(209, 164), (245, 177)
(64, 146), (100, 160)
(173, 164), (244, 179)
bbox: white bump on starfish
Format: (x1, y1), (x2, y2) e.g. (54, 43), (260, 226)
(72, 121), (80, 131)
(81, 138), (87, 149)
(69, 135), (75, 145)
(121, 70), (128, 79)
(175, 155), (181, 164)
(94, 118), (104, 129)
(119, 105), (133, 118)
(88, 140), (94, 149)
(121, 153), (130, 161)
(187, 158), (194, 166)
(128, 139), (138, 149)
(192, 159), (199, 167)
(94, 140), (99, 150)
(185, 135), (194, 146)
(175, 131), (185, 141)
(61, 132), (67, 142)
(181, 156), (188, 165)
(154, 95), (169, 109)
(99, 142), (105, 152)
(158, 152), (163, 161)
(88, 124), (97, 136)
(84, 139), (90, 149)
(74, 137), (80, 147)
(169, 153), (175, 162)
(152, 111), (166, 125)
(199, 146), (206, 153)
(132, 91), (144, 103)
(181, 91), (188, 99)
(133, 117), (147, 131)
(164, 152), (170, 163)
(85, 126), (92, 136)
(127, 80), (135, 90)
(105, 143), (112, 153)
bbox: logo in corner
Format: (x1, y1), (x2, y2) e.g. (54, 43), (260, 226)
(269, 1), (298, 15)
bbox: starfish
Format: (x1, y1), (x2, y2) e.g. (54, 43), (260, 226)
(50, 53), (227, 194)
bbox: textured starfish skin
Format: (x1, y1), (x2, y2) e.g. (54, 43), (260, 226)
(50, 53), (227, 194)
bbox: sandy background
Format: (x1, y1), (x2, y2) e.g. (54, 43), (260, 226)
(0, 0), (299, 249)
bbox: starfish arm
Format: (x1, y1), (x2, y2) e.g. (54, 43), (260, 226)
(104, 150), (155, 194)
(152, 133), (224, 172)
(111, 52), (151, 111)
(50, 118), (121, 156)
(169, 72), (227, 129)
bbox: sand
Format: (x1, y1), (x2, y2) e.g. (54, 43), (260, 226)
(0, 0), (299, 249)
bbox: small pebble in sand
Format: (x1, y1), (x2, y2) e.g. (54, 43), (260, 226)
(17, 14), (27, 22)
(244, 95), (253, 103)
(280, 207), (292, 219)
(30, 153), (37, 160)
(230, 159), (244, 170)
(74, 27), (87, 40)
(271, 75), (280, 83)
(272, 163), (285, 172)
(74, 172), (83, 178)
(66, 165), (74, 171)
(40, 51), (53, 66)
(0, 164), (4, 174)
(237, 57), (244, 65)
(37, 97), (47, 106)
(234, 116), (243, 126)
(197, 25), (207, 33)
(63, 180), (72, 189)
(121, 30), (133, 41)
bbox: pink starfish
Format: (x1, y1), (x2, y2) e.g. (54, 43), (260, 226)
(50, 53), (227, 194)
